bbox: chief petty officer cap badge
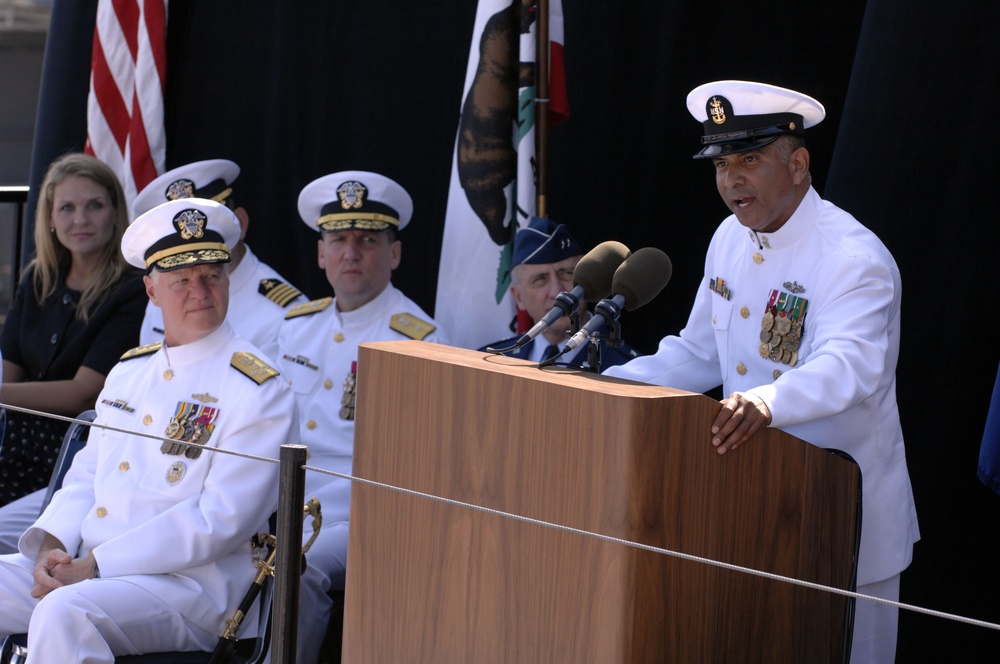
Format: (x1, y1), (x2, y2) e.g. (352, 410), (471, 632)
(297, 170), (413, 233)
(122, 197), (242, 273)
(686, 80), (826, 159)
(513, 215), (583, 267)
(132, 158), (240, 219)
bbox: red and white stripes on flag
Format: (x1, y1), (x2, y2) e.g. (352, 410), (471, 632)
(435, 0), (567, 350)
(84, 0), (168, 213)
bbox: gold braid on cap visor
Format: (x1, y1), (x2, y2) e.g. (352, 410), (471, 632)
(146, 242), (231, 269)
(317, 212), (399, 232)
(210, 187), (233, 204)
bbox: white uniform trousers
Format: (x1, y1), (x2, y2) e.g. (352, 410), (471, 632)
(0, 490), (43, 554)
(0, 553), (219, 662)
(851, 574), (901, 664)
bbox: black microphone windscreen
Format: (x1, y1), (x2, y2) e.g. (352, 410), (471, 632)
(572, 241), (631, 302)
(611, 247), (672, 310)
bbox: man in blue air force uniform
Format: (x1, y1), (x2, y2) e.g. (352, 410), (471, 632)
(0, 198), (296, 661)
(276, 170), (449, 662)
(603, 80), (919, 663)
(481, 216), (639, 370)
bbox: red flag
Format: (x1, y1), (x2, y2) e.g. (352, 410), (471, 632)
(84, 0), (167, 212)
(548, 0), (569, 127)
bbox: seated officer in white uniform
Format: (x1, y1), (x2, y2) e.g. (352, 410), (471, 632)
(0, 160), (304, 557)
(480, 215), (639, 370)
(0, 198), (296, 661)
(277, 170), (449, 663)
(133, 158), (304, 360)
(603, 80), (919, 663)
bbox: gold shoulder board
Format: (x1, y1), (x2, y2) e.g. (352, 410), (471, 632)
(230, 352), (280, 385)
(285, 297), (333, 320)
(120, 341), (162, 361)
(389, 312), (436, 341)
(259, 279), (303, 308)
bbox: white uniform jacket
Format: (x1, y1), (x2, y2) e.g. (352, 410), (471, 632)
(140, 245), (304, 361)
(276, 283), (449, 526)
(604, 187), (919, 585)
(20, 323), (297, 628)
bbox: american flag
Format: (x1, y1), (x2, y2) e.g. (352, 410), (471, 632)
(84, 0), (168, 213)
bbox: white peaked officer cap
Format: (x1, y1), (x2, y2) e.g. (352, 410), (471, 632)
(132, 159), (240, 218)
(297, 170), (413, 233)
(122, 198), (242, 272)
(686, 80), (826, 159)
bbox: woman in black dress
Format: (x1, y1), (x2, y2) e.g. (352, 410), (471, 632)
(0, 153), (147, 505)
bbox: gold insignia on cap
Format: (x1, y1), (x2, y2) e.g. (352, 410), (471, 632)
(285, 297), (333, 320)
(121, 341), (162, 361)
(175, 208), (208, 240)
(165, 178), (195, 201)
(390, 312), (436, 340)
(709, 96), (727, 125)
(145, 245), (230, 271)
(231, 352), (280, 384)
(337, 181), (367, 210)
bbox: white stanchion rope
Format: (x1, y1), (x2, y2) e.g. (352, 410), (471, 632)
(3, 402), (997, 633)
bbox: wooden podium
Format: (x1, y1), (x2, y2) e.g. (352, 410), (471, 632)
(343, 341), (860, 663)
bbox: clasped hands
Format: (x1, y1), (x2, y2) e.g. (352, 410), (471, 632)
(31, 542), (97, 599)
(711, 391), (772, 455)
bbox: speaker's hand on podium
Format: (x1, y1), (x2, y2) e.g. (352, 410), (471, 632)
(711, 391), (772, 455)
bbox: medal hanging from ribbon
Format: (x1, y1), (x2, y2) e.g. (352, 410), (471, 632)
(758, 289), (809, 367)
(162, 402), (219, 458)
(340, 361), (357, 421)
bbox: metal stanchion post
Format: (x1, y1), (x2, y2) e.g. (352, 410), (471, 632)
(272, 444), (308, 664)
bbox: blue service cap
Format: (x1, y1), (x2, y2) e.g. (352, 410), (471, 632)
(512, 216), (583, 266)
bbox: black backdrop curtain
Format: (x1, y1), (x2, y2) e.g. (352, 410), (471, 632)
(27, 0), (1000, 658)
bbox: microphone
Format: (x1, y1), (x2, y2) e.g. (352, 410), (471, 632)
(562, 247), (673, 353)
(487, 241), (630, 353)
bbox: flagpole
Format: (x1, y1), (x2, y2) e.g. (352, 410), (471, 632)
(535, 0), (550, 218)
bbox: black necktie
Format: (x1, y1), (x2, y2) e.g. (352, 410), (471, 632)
(541, 344), (560, 361)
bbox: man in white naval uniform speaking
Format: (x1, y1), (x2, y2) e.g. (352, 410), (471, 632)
(603, 81), (919, 663)
(277, 170), (449, 662)
(0, 198), (296, 661)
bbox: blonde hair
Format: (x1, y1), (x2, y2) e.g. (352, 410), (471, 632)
(28, 153), (131, 323)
